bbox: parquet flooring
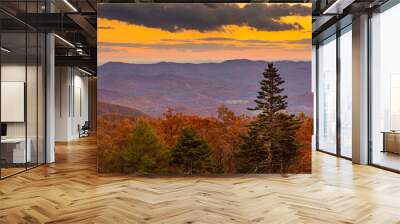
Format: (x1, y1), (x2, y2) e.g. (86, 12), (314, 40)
(1, 137), (400, 223)
(0, 167), (26, 178)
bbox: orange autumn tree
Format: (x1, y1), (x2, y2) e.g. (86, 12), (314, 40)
(289, 113), (313, 173)
(97, 114), (136, 173)
(154, 108), (189, 149)
(214, 106), (250, 172)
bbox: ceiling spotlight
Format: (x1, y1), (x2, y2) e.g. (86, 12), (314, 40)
(1, 47), (11, 53)
(54, 34), (75, 48)
(76, 48), (85, 55)
(63, 0), (78, 12)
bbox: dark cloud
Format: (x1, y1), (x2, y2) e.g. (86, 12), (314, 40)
(98, 47), (120, 52)
(98, 26), (113, 30)
(236, 39), (272, 44)
(98, 3), (311, 32)
(239, 38), (311, 45)
(192, 37), (311, 45)
(160, 39), (193, 43)
(99, 41), (248, 51)
(196, 37), (236, 41)
(291, 38), (311, 44)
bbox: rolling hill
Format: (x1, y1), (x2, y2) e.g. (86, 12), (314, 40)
(98, 59), (312, 117)
(98, 101), (147, 117)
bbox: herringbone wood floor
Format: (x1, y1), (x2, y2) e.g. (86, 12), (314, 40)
(1, 137), (400, 224)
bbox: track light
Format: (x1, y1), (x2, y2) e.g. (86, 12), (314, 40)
(78, 67), (93, 76)
(76, 48), (83, 55)
(322, 0), (355, 15)
(63, 0), (78, 12)
(54, 34), (75, 48)
(1, 47), (11, 53)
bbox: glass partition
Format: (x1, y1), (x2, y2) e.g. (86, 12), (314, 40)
(27, 30), (38, 169)
(317, 35), (337, 154)
(0, 2), (46, 179)
(38, 32), (45, 165)
(0, 31), (28, 177)
(370, 4), (400, 171)
(339, 26), (352, 158)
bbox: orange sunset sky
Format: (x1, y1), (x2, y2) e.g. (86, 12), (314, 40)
(98, 3), (311, 65)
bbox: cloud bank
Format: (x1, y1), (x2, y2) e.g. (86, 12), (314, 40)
(98, 3), (310, 32)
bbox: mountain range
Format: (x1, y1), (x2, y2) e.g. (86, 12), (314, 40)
(98, 59), (312, 117)
(98, 101), (148, 117)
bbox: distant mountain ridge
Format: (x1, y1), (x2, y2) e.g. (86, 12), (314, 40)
(98, 101), (147, 117)
(98, 59), (312, 117)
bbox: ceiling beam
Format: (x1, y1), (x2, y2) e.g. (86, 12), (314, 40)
(55, 55), (96, 73)
(14, 13), (81, 32)
(67, 13), (97, 45)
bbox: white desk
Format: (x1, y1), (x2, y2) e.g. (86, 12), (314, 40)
(1, 138), (31, 163)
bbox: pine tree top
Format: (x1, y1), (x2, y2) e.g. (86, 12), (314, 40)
(249, 63), (288, 115)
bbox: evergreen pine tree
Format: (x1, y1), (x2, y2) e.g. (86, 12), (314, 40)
(121, 120), (168, 174)
(236, 122), (266, 173)
(170, 127), (214, 174)
(272, 113), (302, 174)
(237, 63), (302, 174)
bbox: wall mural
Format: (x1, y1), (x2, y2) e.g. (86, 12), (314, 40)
(97, 3), (313, 174)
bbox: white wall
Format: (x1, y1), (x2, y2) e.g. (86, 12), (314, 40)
(70, 73), (89, 138)
(1, 65), (37, 138)
(55, 66), (70, 141)
(1, 65), (26, 140)
(55, 67), (89, 141)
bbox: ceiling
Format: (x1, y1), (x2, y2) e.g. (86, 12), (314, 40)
(312, 0), (390, 43)
(0, 0), (97, 74)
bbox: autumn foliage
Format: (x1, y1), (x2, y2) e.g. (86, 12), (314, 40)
(97, 106), (312, 174)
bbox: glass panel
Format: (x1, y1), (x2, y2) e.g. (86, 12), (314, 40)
(38, 32), (45, 165)
(318, 35), (337, 154)
(27, 31), (38, 169)
(0, 1), (46, 178)
(371, 4), (400, 171)
(339, 27), (352, 158)
(26, 0), (39, 170)
(1, 30), (27, 177)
